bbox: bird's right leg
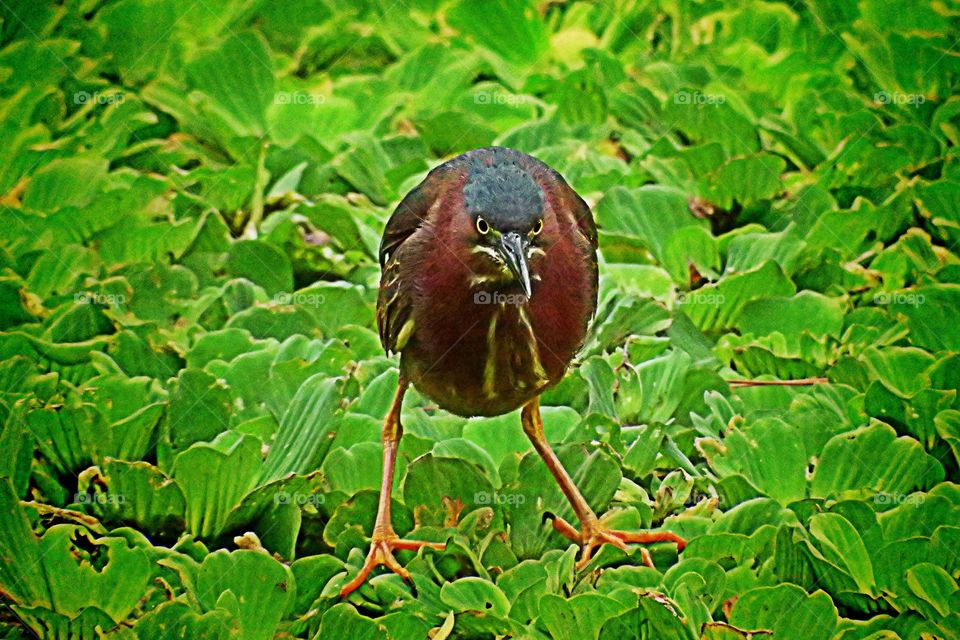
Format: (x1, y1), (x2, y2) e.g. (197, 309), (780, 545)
(521, 397), (685, 570)
(339, 378), (445, 598)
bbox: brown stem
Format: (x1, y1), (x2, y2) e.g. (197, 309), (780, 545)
(728, 377), (827, 388)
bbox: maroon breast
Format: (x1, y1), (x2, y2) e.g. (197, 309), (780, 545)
(399, 204), (596, 418)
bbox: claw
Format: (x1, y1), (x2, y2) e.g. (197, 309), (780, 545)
(339, 532), (446, 598)
(549, 515), (685, 570)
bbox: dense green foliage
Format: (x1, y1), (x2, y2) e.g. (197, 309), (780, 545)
(1, 0), (959, 638)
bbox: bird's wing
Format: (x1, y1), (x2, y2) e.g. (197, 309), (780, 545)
(377, 183), (434, 354)
(568, 188), (598, 249)
(551, 176), (600, 320)
(540, 166), (598, 249)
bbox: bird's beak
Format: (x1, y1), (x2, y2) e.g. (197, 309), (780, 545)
(498, 232), (532, 298)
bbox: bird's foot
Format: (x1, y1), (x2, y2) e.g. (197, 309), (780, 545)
(339, 529), (445, 598)
(551, 515), (686, 570)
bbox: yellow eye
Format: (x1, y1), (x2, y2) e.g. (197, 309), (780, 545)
(476, 216), (490, 235)
(532, 218), (543, 235)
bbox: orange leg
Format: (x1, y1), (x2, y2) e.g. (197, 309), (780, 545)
(339, 379), (445, 598)
(521, 397), (686, 570)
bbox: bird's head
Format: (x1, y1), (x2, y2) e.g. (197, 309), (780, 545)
(459, 152), (547, 299)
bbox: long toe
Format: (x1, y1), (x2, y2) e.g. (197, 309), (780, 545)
(550, 516), (582, 543)
(393, 538), (446, 552)
(339, 536), (446, 598)
(571, 522), (685, 570)
(609, 529), (687, 552)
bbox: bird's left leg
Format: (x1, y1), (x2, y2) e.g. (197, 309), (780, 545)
(521, 396), (686, 570)
(339, 378), (445, 598)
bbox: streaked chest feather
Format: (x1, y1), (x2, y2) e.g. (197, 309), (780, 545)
(481, 304), (549, 398)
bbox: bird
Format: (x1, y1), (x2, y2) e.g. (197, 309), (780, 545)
(339, 146), (685, 597)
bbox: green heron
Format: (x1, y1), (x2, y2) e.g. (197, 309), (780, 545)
(339, 147), (685, 597)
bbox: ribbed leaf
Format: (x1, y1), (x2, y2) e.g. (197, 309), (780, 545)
(39, 524), (151, 622)
(811, 422), (944, 499)
(681, 262), (796, 333)
(0, 477), (51, 607)
(259, 374), (342, 484)
(173, 433), (261, 539)
(84, 459), (186, 536)
(197, 550), (294, 640)
(809, 513), (877, 596)
(25, 401), (109, 475)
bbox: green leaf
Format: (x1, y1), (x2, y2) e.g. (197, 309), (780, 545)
(22, 157), (108, 212)
(935, 410), (960, 467)
(134, 601), (234, 640)
(539, 592), (624, 640)
(698, 417), (808, 505)
(888, 284), (960, 351)
(736, 291), (845, 353)
(0, 405), (35, 497)
(26, 401), (109, 475)
(586, 293), (671, 357)
(166, 368), (232, 451)
(861, 346), (935, 399)
(440, 577), (511, 617)
(680, 262), (796, 333)
(26, 244), (97, 300)
(905, 562), (958, 619)
(811, 422), (944, 500)
(12, 605), (119, 640)
(724, 227), (806, 276)
(808, 513), (877, 596)
(173, 433), (261, 538)
(289, 281), (375, 336)
(596, 185), (704, 264)
(507, 447), (621, 559)
(616, 349), (695, 424)
(225, 240), (293, 296)
(623, 424), (665, 478)
(662, 94), (758, 157)
(0, 477), (51, 608)
(317, 603), (392, 640)
(82, 459), (186, 537)
(259, 374), (342, 484)
(186, 32), (276, 138)
(699, 154), (785, 209)
(447, 0), (547, 84)
(402, 453), (494, 527)
(97, 0), (178, 84)
(322, 442), (383, 495)
(598, 592), (695, 639)
(197, 550), (294, 640)
(728, 584), (838, 638)
(39, 525), (152, 622)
